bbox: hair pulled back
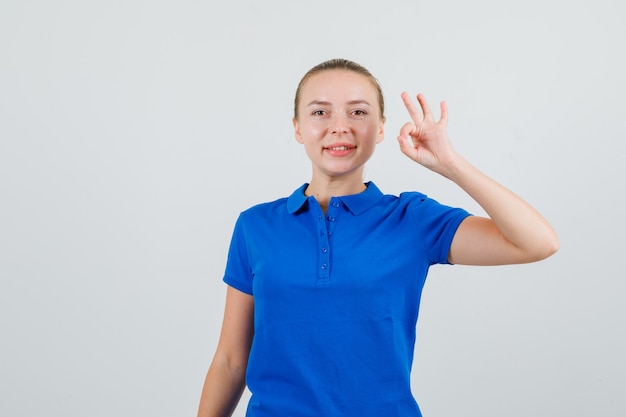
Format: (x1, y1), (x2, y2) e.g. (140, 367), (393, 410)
(293, 58), (385, 120)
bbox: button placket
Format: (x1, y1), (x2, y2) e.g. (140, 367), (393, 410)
(311, 197), (342, 284)
(322, 198), (341, 279)
(316, 205), (330, 282)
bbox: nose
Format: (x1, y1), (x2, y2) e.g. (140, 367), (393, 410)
(330, 114), (349, 134)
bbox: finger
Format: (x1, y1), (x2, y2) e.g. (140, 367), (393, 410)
(439, 100), (448, 126)
(396, 134), (414, 156)
(398, 121), (417, 155)
(401, 91), (424, 124)
(417, 93), (434, 121)
(398, 121), (416, 140)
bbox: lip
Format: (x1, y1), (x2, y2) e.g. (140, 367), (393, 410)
(323, 143), (356, 157)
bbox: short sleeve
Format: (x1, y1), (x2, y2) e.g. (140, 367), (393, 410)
(406, 194), (472, 264)
(222, 214), (254, 295)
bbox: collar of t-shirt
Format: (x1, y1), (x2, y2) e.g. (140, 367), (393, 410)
(286, 181), (384, 215)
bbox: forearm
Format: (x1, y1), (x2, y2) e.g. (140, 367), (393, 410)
(397, 92), (558, 264)
(445, 154), (559, 260)
(197, 358), (247, 417)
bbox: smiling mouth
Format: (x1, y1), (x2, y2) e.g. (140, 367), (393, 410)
(325, 146), (355, 151)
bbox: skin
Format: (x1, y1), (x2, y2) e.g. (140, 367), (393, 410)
(292, 69), (385, 210)
(396, 91), (559, 264)
(197, 69), (560, 417)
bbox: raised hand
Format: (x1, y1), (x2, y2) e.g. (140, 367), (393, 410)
(397, 92), (459, 177)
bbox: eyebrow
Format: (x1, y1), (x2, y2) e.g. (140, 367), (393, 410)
(306, 99), (372, 107)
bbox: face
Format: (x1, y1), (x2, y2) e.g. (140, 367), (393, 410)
(293, 69), (385, 182)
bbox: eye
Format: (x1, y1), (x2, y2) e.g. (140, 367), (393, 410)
(312, 109), (327, 117)
(352, 109), (367, 116)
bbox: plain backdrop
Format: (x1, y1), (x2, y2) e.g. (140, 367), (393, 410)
(1, 0), (624, 416)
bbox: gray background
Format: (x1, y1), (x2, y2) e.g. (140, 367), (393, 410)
(1, 0), (624, 416)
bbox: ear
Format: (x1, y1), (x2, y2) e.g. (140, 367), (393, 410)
(376, 117), (385, 144)
(293, 118), (304, 144)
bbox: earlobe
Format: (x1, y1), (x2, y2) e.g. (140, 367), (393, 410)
(293, 118), (304, 144)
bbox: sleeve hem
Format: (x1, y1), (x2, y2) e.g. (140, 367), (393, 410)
(223, 275), (253, 295)
(440, 212), (473, 265)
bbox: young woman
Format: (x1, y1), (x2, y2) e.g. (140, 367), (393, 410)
(197, 58), (559, 417)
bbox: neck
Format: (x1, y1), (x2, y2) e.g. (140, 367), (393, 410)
(305, 173), (367, 213)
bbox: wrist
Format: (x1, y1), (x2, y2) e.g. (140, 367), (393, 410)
(438, 153), (470, 182)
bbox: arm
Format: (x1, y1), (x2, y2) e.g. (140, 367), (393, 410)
(397, 92), (559, 266)
(197, 286), (254, 417)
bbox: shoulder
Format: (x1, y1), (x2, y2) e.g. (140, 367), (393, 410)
(362, 186), (459, 224)
(389, 190), (471, 225)
(376, 190), (430, 210)
(397, 190), (429, 203)
(238, 183), (310, 222)
(239, 196), (290, 221)
(367, 182), (428, 204)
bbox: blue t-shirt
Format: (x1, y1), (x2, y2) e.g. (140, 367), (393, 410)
(224, 182), (471, 417)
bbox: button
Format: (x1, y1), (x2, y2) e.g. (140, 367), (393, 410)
(332, 202), (340, 208)
(328, 231), (332, 236)
(321, 247), (328, 253)
(327, 216), (335, 222)
(321, 263), (327, 270)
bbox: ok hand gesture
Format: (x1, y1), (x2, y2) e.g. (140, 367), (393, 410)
(397, 92), (459, 177)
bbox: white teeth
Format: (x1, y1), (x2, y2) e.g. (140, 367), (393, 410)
(328, 146), (350, 151)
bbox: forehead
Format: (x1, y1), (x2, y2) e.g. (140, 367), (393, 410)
(300, 69), (378, 103)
